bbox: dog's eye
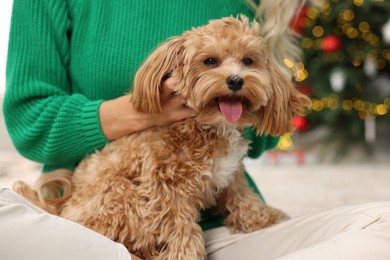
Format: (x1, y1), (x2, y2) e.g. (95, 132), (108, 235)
(243, 58), (253, 66)
(204, 58), (218, 67)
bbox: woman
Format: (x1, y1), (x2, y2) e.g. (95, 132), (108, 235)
(2, 0), (390, 259)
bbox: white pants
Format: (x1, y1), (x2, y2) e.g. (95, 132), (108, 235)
(1, 187), (390, 260)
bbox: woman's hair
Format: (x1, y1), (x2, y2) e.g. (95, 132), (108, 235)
(246, 0), (306, 76)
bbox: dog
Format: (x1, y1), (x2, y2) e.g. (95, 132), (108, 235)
(14, 15), (311, 259)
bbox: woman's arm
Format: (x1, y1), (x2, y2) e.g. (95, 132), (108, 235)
(4, 0), (108, 165)
(4, 0), (194, 166)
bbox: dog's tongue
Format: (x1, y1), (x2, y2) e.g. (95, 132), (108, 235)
(218, 97), (243, 123)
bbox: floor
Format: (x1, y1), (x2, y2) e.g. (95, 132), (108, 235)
(245, 158), (390, 217)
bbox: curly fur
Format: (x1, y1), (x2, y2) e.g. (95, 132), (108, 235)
(14, 15), (311, 259)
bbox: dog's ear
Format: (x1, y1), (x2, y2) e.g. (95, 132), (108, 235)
(131, 37), (183, 114)
(254, 60), (311, 136)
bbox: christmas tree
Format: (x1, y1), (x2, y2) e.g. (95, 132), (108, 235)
(289, 0), (390, 153)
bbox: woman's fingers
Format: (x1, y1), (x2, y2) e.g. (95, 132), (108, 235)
(160, 77), (177, 102)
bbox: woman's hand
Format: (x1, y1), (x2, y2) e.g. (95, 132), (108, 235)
(152, 77), (195, 126)
(99, 78), (194, 141)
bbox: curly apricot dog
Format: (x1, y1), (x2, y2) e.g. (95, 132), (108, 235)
(15, 15), (311, 259)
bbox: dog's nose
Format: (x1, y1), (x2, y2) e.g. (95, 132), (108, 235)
(226, 75), (244, 91)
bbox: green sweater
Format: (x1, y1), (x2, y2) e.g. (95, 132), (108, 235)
(4, 0), (279, 229)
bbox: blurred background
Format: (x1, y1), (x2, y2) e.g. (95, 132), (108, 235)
(285, 0), (390, 163)
(1, 0), (389, 217)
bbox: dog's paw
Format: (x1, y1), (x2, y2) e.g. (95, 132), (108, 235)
(224, 205), (289, 233)
(152, 234), (206, 260)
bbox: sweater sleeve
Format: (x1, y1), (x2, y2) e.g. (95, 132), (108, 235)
(243, 127), (280, 159)
(3, 0), (108, 166)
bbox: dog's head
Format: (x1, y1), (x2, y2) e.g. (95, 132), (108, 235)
(131, 15), (311, 136)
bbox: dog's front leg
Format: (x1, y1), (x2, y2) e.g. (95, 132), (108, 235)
(219, 168), (289, 233)
(148, 195), (206, 260)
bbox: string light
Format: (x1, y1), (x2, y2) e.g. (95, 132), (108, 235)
(376, 104), (389, 116)
(328, 97), (339, 110)
(283, 58), (294, 69)
(312, 26), (324, 37)
(301, 37), (314, 48)
(352, 60), (362, 66)
(343, 100), (354, 110)
(376, 104), (388, 115)
(346, 27), (359, 39)
(277, 133), (294, 151)
(311, 100), (324, 111)
(341, 23), (352, 33)
(277, 100), (389, 151)
(353, 0), (364, 6)
(358, 21), (370, 32)
(295, 70), (308, 82)
(284, 61), (309, 82)
(309, 95), (390, 118)
(341, 9), (355, 21)
(354, 100), (364, 111)
(306, 7), (320, 20)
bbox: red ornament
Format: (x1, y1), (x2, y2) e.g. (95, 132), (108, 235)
(296, 84), (312, 96)
(290, 5), (308, 34)
(321, 35), (342, 53)
(292, 116), (308, 132)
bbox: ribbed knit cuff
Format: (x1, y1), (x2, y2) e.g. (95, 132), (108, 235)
(80, 100), (110, 152)
(243, 127), (280, 159)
